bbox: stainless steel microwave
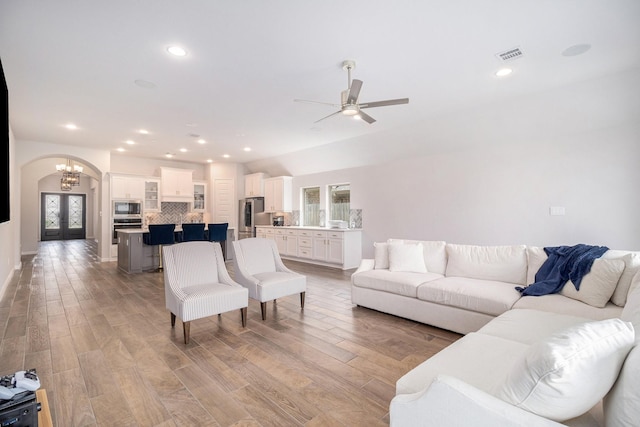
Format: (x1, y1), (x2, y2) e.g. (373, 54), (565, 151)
(113, 200), (141, 216)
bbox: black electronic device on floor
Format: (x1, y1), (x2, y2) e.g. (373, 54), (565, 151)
(0, 369), (41, 427)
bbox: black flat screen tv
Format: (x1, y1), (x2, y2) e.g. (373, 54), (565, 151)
(1, 57), (9, 223)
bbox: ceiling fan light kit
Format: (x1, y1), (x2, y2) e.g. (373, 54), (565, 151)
(295, 59), (409, 125)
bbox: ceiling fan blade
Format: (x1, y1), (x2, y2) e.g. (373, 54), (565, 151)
(314, 110), (342, 123)
(359, 98), (409, 109)
(294, 99), (341, 107)
(347, 79), (363, 104)
(357, 111), (376, 124)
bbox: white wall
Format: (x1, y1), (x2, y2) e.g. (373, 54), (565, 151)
(0, 126), (17, 300)
(293, 122), (640, 258)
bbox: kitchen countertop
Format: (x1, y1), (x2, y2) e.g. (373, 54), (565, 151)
(255, 225), (361, 231)
(117, 226), (235, 234)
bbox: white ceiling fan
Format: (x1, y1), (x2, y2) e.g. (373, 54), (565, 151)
(294, 60), (409, 124)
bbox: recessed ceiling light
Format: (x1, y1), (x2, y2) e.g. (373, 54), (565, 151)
(562, 44), (591, 57)
(179, 148), (187, 153)
(197, 139), (206, 144)
(138, 129), (149, 135)
(116, 148), (125, 152)
(167, 45), (187, 57)
(495, 68), (513, 77)
(64, 123), (78, 130)
(243, 147), (251, 152)
(206, 159), (213, 163)
(125, 140), (135, 145)
(165, 153), (174, 158)
(223, 154), (230, 158)
(134, 79), (156, 89)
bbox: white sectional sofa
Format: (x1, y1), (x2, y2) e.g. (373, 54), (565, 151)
(350, 239), (640, 426)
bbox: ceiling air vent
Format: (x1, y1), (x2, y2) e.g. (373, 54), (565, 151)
(496, 47), (523, 62)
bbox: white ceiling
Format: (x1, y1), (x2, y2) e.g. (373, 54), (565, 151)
(1, 1), (639, 173)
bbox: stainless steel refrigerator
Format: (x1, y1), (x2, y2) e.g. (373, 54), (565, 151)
(238, 197), (269, 239)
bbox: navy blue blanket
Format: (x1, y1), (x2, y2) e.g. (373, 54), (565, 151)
(516, 244), (609, 296)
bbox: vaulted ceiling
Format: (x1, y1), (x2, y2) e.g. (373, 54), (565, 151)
(1, 1), (639, 174)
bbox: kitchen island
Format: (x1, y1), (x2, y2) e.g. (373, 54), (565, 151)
(116, 226), (235, 274)
(255, 226), (361, 270)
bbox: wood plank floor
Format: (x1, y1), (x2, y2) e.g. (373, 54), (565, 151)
(0, 239), (460, 426)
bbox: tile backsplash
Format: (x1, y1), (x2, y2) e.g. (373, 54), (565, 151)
(145, 202), (203, 226)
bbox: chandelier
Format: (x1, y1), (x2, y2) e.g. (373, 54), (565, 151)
(56, 160), (83, 191)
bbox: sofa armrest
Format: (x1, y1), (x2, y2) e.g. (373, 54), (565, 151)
(352, 259), (375, 282)
(390, 375), (565, 427)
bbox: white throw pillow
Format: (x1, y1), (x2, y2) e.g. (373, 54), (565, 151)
(496, 318), (635, 422)
(388, 243), (428, 273)
(526, 246), (548, 285)
(560, 258), (625, 308)
(374, 242), (389, 269)
(621, 273), (640, 341)
(611, 253), (640, 306)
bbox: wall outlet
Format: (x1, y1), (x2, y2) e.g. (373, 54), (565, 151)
(549, 206), (566, 216)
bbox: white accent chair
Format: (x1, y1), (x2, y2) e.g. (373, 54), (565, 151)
(163, 241), (248, 344)
(232, 238), (306, 320)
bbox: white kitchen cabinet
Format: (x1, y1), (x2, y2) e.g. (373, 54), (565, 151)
(193, 181), (206, 212)
(245, 173), (267, 197)
(256, 226), (361, 270)
(297, 229), (313, 259)
(256, 228), (267, 239)
(275, 228), (297, 256)
(264, 176), (292, 212)
(111, 174), (144, 200)
(312, 230), (328, 261)
(144, 179), (161, 212)
(161, 167), (193, 201)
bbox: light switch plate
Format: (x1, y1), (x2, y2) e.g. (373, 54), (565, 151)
(549, 206), (566, 216)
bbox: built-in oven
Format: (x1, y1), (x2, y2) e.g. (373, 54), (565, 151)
(113, 200), (142, 217)
(112, 217), (143, 244)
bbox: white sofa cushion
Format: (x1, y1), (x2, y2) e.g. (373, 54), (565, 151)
(526, 246), (548, 285)
(445, 244), (528, 285)
(512, 293), (624, 320)
(496, 318), (635, 422)
(560, 258), (625, 308)
(602, 251), (640, 306)
(389, 243), (427, 273)
(417, 277), (521, 317)
(352, 269), (443, 298)
(478, 309), (590, 345)
(603, 344), (640, 427)
(604, 277), (640, 426)
(396, 332), (528, 396)
(373, 242), (389, 269)
(621, 272), (640, 338)
(388, 239), (447, 275)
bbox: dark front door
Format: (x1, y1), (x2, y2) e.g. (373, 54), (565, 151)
(41, 193), (86, 241)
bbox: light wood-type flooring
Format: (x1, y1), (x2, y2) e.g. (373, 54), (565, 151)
(0, 239), (460, 426)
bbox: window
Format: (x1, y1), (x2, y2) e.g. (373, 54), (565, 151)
(302, 187), (320, 226)
(329, 184), (350, 221)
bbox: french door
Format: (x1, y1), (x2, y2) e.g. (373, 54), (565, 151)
(41, 193), (86, 241)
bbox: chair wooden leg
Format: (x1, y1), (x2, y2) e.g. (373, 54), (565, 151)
(260, 302), (267, 320)
(183, 321), (191, 345)
(300, 291), (306, 310)
(241, 307), (247, 327)
(171, 312), (176, 327)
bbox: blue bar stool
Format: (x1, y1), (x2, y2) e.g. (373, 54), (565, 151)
(148, 224), (176, 270)
(181, 223), (206, 241)
(207, 223), (229, 259)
